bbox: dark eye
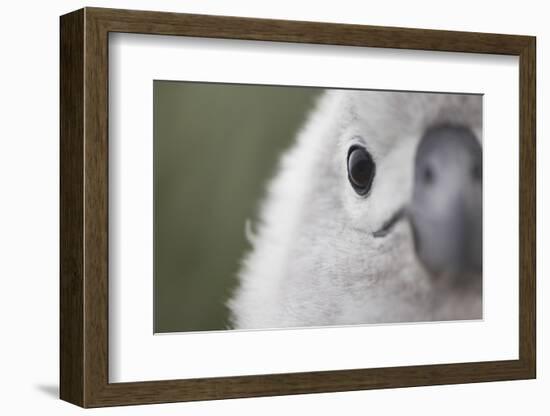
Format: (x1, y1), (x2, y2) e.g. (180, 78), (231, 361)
(347, 145), (375, 196)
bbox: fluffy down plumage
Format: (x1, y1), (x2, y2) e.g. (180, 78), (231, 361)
(228, 90), (482, 329)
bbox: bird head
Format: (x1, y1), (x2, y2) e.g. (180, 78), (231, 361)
(231, 89), (483, 328)
(297, 90), (483, 322)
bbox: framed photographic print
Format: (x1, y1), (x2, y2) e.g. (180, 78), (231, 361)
(60, 7), (536, 408)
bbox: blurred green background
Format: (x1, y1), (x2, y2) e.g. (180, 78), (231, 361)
(154, 81), (321, 333)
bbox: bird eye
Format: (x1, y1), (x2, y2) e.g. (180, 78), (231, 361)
(347, 145), (375, 196)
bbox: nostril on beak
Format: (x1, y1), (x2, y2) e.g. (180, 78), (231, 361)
(471, 162), (482, 182)
(422, 164), (435, 186)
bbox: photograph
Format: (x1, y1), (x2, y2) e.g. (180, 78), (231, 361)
(58, 7), (536, 408)
(153, 81), (483, 333)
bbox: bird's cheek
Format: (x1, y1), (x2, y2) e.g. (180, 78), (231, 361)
(370, 218), (412, 252)
(368, 221), (425, 284)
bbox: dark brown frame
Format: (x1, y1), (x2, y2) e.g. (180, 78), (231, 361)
(60, 7), (536, 408)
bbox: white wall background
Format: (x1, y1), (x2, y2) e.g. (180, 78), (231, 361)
(0, 0), (545, 414)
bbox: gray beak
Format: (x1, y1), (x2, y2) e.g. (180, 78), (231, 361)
(409, 124), (482, 280)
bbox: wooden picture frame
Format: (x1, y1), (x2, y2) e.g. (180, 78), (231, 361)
(60, 7), (536, 408)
